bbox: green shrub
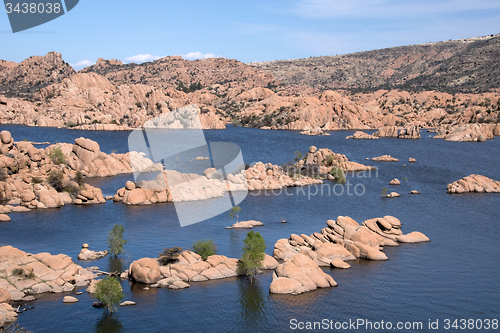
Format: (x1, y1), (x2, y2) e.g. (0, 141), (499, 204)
(31, 176), (43, 184)
(329, 165), (346, 183)
(74, 171), (85, 186)
(48, 170), (65, 192)
(65, 121), (78, 128)
(324, 155), (334, 166)
(192, 240), (217, 260)
(158, 247), (183, 265)
(12, 268), (24, 276)
(94, 276), (124, 313)
(63, 185), (79, 194)
(106, 224), (127, 257)
(237, 231), (266, 280)
(48, 147), (66, 165)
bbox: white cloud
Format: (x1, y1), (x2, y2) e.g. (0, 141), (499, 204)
(70, 59), (95, 70)
(182, 52), (220, 60)
(124, 54), (164, 63)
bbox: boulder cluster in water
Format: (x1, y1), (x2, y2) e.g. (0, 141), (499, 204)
(271, 215), (429, 294)
(447, 174), (500, 194)
(126, 250), (279, 290)
(0, 245), (99, 326)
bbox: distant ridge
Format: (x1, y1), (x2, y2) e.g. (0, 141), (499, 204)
(251, 34), (500, 94)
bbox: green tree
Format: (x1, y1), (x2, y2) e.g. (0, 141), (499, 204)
(94, 276), (124, 313)
(294, 151), (303, 162)
(192, 240), (217, 260)
(229, 206), (242, 223)
(237, 231), (266, 280)
(47, 170), (65, 192)
(107, 224), (127, 257)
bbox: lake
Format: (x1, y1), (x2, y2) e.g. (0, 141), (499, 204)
(1, 124), (499, 332)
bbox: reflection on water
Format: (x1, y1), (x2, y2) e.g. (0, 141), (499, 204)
(108, 257), (127, 275)
(94, 313), (124, 333)
(238, 278), (266, 329)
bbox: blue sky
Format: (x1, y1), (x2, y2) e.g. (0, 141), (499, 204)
(1, 0), (499, 69)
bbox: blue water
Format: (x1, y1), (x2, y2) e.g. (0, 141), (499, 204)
(1, 124), (499, 333)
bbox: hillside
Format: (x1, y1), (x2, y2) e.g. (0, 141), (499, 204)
(0, 34), (499, 134)
(0, 52), (75, 98)
(251, 34), (500, 94)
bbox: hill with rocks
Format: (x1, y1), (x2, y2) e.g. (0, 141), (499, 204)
(251, 34), (500, 94)
(0, 35), (499, 135)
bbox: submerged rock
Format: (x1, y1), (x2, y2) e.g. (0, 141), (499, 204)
(63, 296), (79, 303)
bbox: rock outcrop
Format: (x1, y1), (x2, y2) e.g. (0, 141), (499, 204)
(227, 220), (263, 229)
(299, 146), (375, 173)
(77, 244), (108, 261)
(0, 131), (144, 208)
(131, 251), (278, 290)
(397, 125), (421, 139)
(0, 246), (97, 307)
(372, 155), (399, 162)
(434, 124), (496, 142)
(345, 131), (378, 140)
(389, 178), (401, 185)
(300, 128), (330, 136)
(386, 192), (401, 198)
(0, 302), (17, 328)
(269, 253), (337, 294)
(375, 126), (399, 138)
(447, 174), (500, 194)
(273, 216), (429, 268)
(129, 258), (161, 284)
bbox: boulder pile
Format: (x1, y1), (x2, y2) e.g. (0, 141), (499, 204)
(299, 146), (375, 173)
(372, 155), (399, 162)
(77, 244), (108, 261)
(434, 124), (497, 142)
(269, 253), (337, 295)
(273, 215), (429, 268)
(0, 246), (97, 307)
(345, 131), (378, 140)
(447, 174), (500, 194)
(0, 130), (158, 209)
(227, 220), (264, 229)
(128, 250), (279, 290)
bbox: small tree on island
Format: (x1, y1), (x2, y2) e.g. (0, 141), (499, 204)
(237, 231), (266, 281)
(94, 276), (124, 313)
(158, 247), (183, 265)
(229, 206), (242, 223)
(107, 224), (127, 257)
(192, 240), (217, 260)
